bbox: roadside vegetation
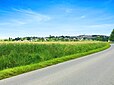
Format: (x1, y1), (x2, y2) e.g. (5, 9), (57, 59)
(109, 29), (114, 42)
(0, 41), (110, 80)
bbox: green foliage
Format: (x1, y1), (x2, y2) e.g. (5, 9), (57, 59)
(0, 42), (109, 71)
(0, 42), (110, 80)
(109, 29), (114, 41)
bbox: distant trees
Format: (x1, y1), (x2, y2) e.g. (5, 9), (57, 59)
(9, 37), (12, 41)
(2, 35), (109, 42)
(109, 29), (114, 42)
(95, 36), (109, 41)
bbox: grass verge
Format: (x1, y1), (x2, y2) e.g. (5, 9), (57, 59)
(0, 42), (110, 80)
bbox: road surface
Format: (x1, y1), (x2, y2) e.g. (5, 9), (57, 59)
(0, 45), (114, 85)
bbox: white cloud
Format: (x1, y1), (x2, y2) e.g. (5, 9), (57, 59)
(0, 20), (26, 26)
(0, 22), (11, 25)
(11, 19), (26, 25)
(80, 15), (86, 19)
(0, 8), (51, 26)
(65, 8), (73, 13)
(12, 8), (51, 22)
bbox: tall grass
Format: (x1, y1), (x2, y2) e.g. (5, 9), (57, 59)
(0, 41), (110, 79)
(0, 41), (109, 70)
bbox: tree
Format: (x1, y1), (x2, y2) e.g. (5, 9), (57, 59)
(9, 37), (12, 41)
(109, 29), (114, 41)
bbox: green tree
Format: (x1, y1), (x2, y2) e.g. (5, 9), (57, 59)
(109, 29), (114, 41)
(9, 37), (12, 41)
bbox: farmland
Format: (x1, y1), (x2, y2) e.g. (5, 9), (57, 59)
(0, 41), (110, 79)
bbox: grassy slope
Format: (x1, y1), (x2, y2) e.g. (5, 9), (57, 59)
(0, 41), (110, 80)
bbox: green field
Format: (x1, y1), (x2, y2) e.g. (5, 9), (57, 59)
(0, 41), (110, 79)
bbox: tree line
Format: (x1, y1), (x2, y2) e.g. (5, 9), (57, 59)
(3, 35), (109, 42)
(2, 29), (114, 42)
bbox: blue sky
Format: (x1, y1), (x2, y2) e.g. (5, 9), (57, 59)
(0, 0), (114, 38)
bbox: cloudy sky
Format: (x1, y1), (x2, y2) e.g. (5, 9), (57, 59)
(0, 0), (114, 38)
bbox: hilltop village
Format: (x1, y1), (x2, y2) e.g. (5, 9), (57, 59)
(4, 35), (109, 42)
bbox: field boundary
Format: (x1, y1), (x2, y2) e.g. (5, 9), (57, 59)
(0, 43), (110, 80)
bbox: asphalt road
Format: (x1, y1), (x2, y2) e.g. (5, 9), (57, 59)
(0, 45), (114, 85)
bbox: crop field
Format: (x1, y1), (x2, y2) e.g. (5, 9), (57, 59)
(0, 41), (110, 79)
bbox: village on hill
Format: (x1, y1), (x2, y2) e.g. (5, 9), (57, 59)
(3, 35), (109, 42)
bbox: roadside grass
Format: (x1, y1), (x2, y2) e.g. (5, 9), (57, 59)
(0, 41), (110, 80)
